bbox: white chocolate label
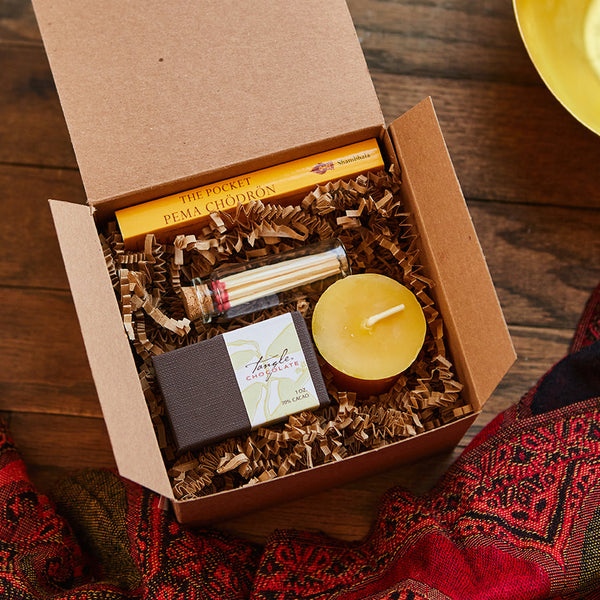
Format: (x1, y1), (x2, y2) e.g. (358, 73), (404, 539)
(222, 313), (320, 427)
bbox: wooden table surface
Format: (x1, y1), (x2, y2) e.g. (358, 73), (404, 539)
(1, 1), (599, 543)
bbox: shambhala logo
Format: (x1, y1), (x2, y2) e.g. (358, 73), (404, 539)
(311, 161), (335, 175)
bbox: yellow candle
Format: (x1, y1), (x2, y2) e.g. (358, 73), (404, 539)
(311, 273), (426, 395)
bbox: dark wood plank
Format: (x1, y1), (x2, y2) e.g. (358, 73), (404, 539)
(0, 287), (100, 417)
(0, 44), (77, 168)
(23, 465), (72, 496)
(3, 411), (115, 471)
(348, 0), (541, 85)
(373, 72), (600, 208)
(0, 165), (85, 289)
(470, 200), (600, 330)
(0, 0), (41, 45)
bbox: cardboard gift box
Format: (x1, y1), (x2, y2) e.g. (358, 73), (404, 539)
(32, 0), (515, 524)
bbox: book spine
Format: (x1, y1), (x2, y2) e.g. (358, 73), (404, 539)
(115, 138), (383, 247)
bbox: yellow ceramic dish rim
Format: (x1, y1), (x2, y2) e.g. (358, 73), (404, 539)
(513, 0), (600, 136)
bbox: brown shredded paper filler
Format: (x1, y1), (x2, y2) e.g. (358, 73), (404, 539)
(101, 168), (471, 500)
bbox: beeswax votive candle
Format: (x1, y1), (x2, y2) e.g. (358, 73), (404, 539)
(311, 274), (426, 395)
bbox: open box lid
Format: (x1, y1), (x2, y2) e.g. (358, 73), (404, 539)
(32, 0), (384, 214)
(388, 99), (516, 412)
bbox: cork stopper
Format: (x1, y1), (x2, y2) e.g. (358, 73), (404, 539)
(180, 283), (214, 322)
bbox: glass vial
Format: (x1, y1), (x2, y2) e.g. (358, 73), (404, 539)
(181, 239), (350, 323)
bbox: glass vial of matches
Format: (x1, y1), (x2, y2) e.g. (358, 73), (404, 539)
(181, 239), (350, 323)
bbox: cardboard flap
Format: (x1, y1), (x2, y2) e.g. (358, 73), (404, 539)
(33, 1), (384, 212)
(389, 99), (516, 410)
(49, 200), (173, 498)
(174, 412), (477, 524)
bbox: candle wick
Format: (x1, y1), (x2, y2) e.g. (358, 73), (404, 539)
(363, 304), (406, 329)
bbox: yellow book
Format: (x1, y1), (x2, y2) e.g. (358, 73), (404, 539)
(115, 139), (384, 247)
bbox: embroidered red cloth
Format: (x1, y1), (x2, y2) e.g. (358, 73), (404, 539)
(1, 282), (599, 599)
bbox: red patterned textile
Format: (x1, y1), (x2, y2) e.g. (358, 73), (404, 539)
(0, 281), (599, 599)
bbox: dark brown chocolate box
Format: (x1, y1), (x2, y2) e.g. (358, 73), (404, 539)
(153, 312), (330, 452)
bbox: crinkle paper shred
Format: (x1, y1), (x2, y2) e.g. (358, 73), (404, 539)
(101, 169), (471, 500)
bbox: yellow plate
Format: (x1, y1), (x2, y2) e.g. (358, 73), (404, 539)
(514, 0), (600, 135)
